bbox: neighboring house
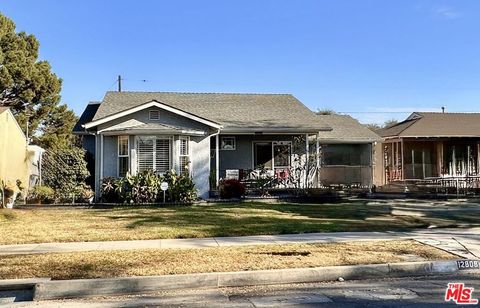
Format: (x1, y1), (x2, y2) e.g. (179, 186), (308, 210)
(0, 107), (43, 192)
(74, 91), (380, 199)
(73, 101), (101, 188)
(375, 112), (480, 186)
(316, 114), (381, 187)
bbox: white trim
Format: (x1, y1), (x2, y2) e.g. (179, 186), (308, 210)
(98, 128), (206, 136)
(305, 133), (309, 188)
(179, 136), (191, 176)
(100, 134), (104, 181)
(216, 134), (220, 187)
(117, 136), (129, 177)
(84, 100), (222, 129)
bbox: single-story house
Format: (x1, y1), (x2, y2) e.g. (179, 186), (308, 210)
(0, 107), (44, 193)
(74, 91), (380, 199)
(374, 112), (480, 187)
(316, 114), (381, 187)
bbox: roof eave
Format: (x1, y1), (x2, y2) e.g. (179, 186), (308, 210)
(85, 100), (223, 129)
(221, 127), (331, 134)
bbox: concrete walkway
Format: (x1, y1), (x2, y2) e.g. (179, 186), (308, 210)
(1, 228), (479, 259)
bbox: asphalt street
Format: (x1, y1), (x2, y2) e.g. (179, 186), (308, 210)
(8, 271), (479, 307)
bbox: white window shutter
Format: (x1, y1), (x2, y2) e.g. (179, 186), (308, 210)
(138, 138), (154, 172)
(130, 148), (137, 175)
(155, 139), (170, 172)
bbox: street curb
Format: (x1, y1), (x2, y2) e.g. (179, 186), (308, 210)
(31, 260), (463, 300)
(0, 278), (50, 291)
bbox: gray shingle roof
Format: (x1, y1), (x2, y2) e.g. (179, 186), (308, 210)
(100, 119), (205, 134)
(91, 91), (330, 131)
(378, 112), (480, 138)
(73, 102), (101, 134)
(316, 114), (381, 143)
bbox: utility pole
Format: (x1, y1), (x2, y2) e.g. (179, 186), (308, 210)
(117, 75), (122, 92)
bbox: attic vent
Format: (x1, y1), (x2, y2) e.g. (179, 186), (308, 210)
(149, 110), (160, 121)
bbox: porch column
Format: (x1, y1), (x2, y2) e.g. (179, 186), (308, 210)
(477, 143), (480, 175)
(215, 134), (220, 187)
(400, 139), (404, 180)
(437, 141), (443, 177)
(305, 133), (309, 188)
(100, 134), (104, 181)
(316, 133), (320, 188)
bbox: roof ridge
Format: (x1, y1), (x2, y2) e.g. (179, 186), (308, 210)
(416, 111), (480, 115)
(105, 90), (293, 96)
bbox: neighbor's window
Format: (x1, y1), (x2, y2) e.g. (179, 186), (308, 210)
(321, 144), (369, 166)
(221, 137), (236, 150)
(137, 136), (172, 173)
(149, 110), (160, 121)
(179, 136), (190, 175)
(118, 136), (129, 177)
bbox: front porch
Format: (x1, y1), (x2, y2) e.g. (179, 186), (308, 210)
(381, 137), (480, 192)
(211, 134), (321, 194)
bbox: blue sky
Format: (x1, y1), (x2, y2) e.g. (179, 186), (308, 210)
(2, 0), (480, 124)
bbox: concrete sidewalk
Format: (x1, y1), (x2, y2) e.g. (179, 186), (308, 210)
(0, 228), (479, 259)
(0, 232), (408, 255)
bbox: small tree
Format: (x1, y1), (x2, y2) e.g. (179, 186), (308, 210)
(0, 13), (62, 136)
(285, 135), (320, 192)
(364, 123), (382, 132)
(383, 119), (399, 128)
(316, 108), (336, 115)
(42, 147), (90, 202)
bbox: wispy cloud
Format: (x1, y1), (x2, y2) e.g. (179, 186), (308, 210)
(433, 6), (461, 20)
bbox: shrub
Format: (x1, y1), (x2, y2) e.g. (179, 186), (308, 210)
(77, 185), (95, 203)
(100, 170), (198, 204)
(101, 177), (123, 203)
(163, 170), (197, 203)
(219, 179), (246, 199)
(28, 185), (55, 204)
(42, 146), (90, 201)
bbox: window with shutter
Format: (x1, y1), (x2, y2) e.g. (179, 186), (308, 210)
(118, 136), (129, 177)
(137, 138), (154, 171)
(179, 136), (190, 175)
(137, 136), (172, 173)
(155, 139), (170, 173)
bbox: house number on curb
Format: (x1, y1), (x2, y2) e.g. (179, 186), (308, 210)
(160, 182), (168, 203)
(457, 260), (480, 270)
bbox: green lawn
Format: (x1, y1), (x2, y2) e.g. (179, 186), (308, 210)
(1, 201), (478, 245)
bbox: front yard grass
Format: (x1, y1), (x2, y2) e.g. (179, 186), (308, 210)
(0, 240), (456, 280)
(1, 201), (478, 245)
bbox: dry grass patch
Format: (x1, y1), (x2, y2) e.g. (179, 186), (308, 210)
(0, 240), (456, 280)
